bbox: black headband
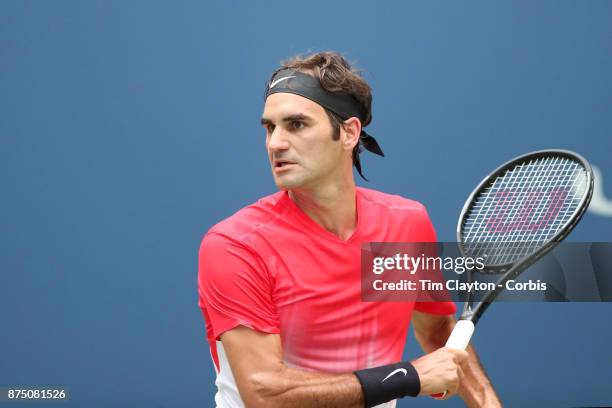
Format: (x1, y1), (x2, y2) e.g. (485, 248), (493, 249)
(264, 69), (384, 180)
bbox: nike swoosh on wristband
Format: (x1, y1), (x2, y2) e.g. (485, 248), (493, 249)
(381, 368), (408, 383)
(269, 76), (295, 89)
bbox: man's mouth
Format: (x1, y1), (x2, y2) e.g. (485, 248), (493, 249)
(274, 160), (296, 168)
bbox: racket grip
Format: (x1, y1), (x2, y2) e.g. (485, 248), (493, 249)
(445, 320), (475, 350)
(430, 320), (475, 399)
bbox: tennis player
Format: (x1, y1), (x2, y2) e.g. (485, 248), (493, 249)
(198, 51), (501, 408)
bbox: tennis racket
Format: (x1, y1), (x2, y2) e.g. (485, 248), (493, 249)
(432, 149), (593, 399)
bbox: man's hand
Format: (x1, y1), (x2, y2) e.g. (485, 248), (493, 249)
(412, 347), (468, 397)
(412, 312), (502, 407)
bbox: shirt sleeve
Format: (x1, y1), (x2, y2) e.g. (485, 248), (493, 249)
(412, 206), (457, 316)
(198, 232), (280, 340)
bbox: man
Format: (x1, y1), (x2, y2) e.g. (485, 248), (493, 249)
(199, 51), (501, 407)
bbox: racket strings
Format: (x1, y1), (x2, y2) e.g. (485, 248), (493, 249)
(461, 156), (589, 265)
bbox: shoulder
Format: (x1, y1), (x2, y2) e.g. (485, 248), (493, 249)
(199, 192), (290, 282)
(358, 186), (429, 214)
(200, 191), (289, 250)
(358, 187), (436, 241)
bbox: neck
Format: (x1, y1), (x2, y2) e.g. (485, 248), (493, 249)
(289, 178), (358, 241)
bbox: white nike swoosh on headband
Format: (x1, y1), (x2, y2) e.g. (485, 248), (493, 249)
(269, 76), (296, 89)
(381, 368), (408, 382)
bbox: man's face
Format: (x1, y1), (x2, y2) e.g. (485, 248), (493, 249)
(261, 93), (345, 191)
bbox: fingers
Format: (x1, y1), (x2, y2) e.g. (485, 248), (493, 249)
(446, 364), (465, 398)
(457, 364), (465, 382)
(447, 348), (469, 364)
(444, 349), (467, 398)
(416, 347), (470, 398)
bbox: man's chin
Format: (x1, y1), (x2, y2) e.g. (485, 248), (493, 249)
(273, 174), (306, 191)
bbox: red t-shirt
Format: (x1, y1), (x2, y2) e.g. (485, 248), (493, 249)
(198, 187), (455, 406)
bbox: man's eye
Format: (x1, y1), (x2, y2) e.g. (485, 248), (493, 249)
(291, 121), (305, 130)
(265, 124), (275, 133)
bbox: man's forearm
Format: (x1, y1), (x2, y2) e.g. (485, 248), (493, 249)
(248, 365), (363, 408)
(458, 345), (502, 408)
(221, 327), (366, 408)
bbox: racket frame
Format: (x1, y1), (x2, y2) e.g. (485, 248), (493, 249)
(455, 149), (594, 324)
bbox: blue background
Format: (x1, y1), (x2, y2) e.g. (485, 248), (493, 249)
(1, 1), (611, 407)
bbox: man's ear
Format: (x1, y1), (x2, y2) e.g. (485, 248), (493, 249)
(341, 117), (362, 152)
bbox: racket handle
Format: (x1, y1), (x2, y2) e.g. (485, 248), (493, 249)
(445, 319), (475, 350)
(431, 320), (475, 399)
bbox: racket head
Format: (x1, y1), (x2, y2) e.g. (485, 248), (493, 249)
(457, 149), (594, 272)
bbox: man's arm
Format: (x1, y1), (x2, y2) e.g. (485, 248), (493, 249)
(221, 325), (468, 408)
(221, 326), (363, 408)
(412, 311), (502, 407)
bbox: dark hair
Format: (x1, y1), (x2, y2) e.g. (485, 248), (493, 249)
(270, 51), (373, 165)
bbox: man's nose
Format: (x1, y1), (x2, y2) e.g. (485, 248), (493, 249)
(267, 127), (290, 152)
